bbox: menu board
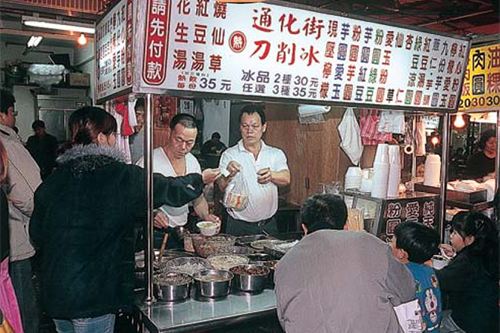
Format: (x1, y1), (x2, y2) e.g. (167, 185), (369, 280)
(459, 43), (500, 112)
(139, 0), (469, 110)
(95, 0), (134, 103)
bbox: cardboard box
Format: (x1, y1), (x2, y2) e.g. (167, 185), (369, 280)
(68, 73), (90, 87)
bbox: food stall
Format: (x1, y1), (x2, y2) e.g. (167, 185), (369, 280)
(94, 0), (471, 331)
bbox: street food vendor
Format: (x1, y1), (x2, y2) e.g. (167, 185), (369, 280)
(466, 129), (496, 180)
(137, 113), (221, 248)
(218, 105), (290, 236)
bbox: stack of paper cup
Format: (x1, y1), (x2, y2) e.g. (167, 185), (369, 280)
(371, 144), (390, 198)
(387, 145), (401, 198)
(424, 154), (441, 187)
(360, 169), (373, 193)
(345, 167), (363, 190)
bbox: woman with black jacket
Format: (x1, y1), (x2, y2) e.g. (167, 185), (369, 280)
(30, 107), (219, 333)
(437, 212), (499, 333)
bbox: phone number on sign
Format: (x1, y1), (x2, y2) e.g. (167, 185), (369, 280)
(459, 95), (500, 109)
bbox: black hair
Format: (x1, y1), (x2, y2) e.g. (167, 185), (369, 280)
(169, 113), (197, 130)
(32, 120), (45, 130)
(69, 107), (117, 145)
(478, 129), (496, 150)
(211, 132), (221, 140)
(301, 194), (347, 233)
(394, 222), (440, 264)
(239, 104), (266, 125)
(0, 90), (15, 115)
(135, 97), (145, 110)
(451, 211), (499, 279)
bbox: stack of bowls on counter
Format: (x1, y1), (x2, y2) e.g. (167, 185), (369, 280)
(344, 167), (363, 190)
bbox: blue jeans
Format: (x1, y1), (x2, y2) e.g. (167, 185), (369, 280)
(54, 314), (116, 333)
(9, 258), (39, 333)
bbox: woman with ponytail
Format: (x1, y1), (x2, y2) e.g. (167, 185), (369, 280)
(29, 107), (220, 333)
(437, 212), (499, 333)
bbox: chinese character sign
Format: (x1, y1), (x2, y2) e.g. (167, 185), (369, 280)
(140, 0), (469, 110)
(383, 198), (438, 237)
(459, 43), (500, 111)
(95, 0), (132, 102)
(142, 0), (170, 85)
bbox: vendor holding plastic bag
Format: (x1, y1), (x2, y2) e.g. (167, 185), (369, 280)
(218, 105), (290, 236)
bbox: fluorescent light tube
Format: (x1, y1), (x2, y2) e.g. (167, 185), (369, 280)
(24, 20), (95, 34)
(27, 36), (43, 48)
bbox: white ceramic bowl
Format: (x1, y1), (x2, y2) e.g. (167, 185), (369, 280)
(197, 221), (219, 236)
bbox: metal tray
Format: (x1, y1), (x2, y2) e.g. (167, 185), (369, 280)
(414, 183), (487, 203)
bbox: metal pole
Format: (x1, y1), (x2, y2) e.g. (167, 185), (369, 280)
(143, 93), (155, 304)
(495, 110), (500, 215)
(439, 113), (451, 241)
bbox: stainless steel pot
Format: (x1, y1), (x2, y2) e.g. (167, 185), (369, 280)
(153, 272), (192, 302)
(230, 264), (270, 292)
(192, 269), (233, 298)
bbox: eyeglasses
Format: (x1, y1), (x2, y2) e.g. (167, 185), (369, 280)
(12, 110), (18, 117)
(241, 124), (261, 132)
(174, 137), (195, 147)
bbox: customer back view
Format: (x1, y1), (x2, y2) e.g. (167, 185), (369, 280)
(275, 194), (415, 333)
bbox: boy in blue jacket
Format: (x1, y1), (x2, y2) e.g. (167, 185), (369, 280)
(392, 222), (442, 332)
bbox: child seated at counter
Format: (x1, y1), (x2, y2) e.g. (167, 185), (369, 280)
(436, 212), (499, 333)
(392, 222), (442, 332)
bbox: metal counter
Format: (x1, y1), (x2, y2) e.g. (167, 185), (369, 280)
(135, 289), (277, 333)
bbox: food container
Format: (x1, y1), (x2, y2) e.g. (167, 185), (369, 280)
(230, 264), (270, 292)
(254, 260), (279, 285)
(162, 257), (212, 276)
(197, 221), (219, 236)
(192, 269), (233, 298)
(247, 253), (271, 262)
(192, 234), (236, 258)
(153, 272), (192, 302)
(184, 234), (195, 252)
(207, 254), (249, 271)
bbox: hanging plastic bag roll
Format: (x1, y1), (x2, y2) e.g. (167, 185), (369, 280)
(338, 107), (364, 165)
(387, 145), (401, 198)
(371, 144), (390, 198)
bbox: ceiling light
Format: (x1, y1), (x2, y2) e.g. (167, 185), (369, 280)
(23, 16), (95, 34)
(77, 33), (88, 46)
(27, 36), (43, 48)
(453, 113), (466, 129)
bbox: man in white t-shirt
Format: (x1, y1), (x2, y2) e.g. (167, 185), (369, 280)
(218, 105), (290, 236)
(137, 113), (221, 247)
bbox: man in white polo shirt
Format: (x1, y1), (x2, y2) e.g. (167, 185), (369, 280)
(218, 105), (290, 236)
(137, 113), (221, 248)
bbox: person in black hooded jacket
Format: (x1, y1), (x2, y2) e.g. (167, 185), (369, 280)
(437, 212), (499, 333)
(30, 107), (220, 332)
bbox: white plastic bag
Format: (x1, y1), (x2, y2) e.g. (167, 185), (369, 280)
(223, 172), (248, 211)
(338, 107), (363, 165)
(393, 299), (423, 333)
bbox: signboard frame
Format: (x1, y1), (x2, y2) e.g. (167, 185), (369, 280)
(96, 0), (471, 113)
(94, 0), (135, 105)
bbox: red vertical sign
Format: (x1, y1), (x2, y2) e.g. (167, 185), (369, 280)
(126, 0), (134, 85)
(142, 0), (171, 85)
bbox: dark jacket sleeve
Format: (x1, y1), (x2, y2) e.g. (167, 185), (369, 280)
(29, 188), (45, 250)
(435, 252), (473, 293)
(128, 165), (203, 217)
(152, 172), (203, 208)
